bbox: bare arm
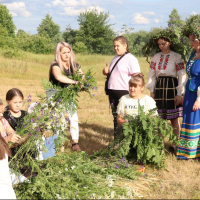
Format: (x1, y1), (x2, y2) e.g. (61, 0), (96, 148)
(117, 115), (128, 125)
(102, 63), (109, 76)
(52, 65), (78, 84)
(4, 133), (21, 144)
(6, 122), (16, 135)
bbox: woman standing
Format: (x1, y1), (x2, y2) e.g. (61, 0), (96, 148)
(103, 36), (141, 139)
(177, 15), (200, 159)
(146, 34), (186, 151)
(49, 42), (83, 152)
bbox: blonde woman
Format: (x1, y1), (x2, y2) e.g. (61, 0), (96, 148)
(48, 42), (83, 152)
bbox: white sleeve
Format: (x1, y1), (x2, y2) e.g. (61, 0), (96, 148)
(116, 96), (125, 116)
(146, 96), (157, 110)
(175, 54), (186, 96)
(128, 54), (141, 75)
(146, 56), (157, 93)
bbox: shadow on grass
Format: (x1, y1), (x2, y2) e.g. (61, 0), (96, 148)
(64, 122), (114, 155)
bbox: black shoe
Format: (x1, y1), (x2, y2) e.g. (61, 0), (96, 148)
(169, 146), (175, 153)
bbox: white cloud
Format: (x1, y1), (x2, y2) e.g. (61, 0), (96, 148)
(191, 11), (197, 15)
(4, 2), (31, 17)
(10, 11), (18, 17)
(109, 14), (115, 20)
(59, 7), (82, 16)
(52, 0), (65, 6)
(52, 0), (88, 7)
(59, 5), (106, 16)
(132, 13), (150, 24)
(86, 6), (105, 13)
(154, 19), (159, 23)
(45, 3), (52, 7)
(112, 0), (123, 4)
(143, 11), (155, 16)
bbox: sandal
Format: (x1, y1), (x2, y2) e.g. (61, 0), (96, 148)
(72, 143), (82, 152)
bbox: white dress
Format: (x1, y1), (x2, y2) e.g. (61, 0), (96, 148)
(0, 154), (16, 199)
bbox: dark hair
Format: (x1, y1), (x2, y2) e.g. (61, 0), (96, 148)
(6, 88), (24, 101)
(113, 36), (130, 53)
(129, 73), (145, 87)
(0, 134), (11, 160)
(158, 36), (171, 43)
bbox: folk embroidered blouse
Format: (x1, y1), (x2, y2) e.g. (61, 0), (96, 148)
(146, 51), (186, 96)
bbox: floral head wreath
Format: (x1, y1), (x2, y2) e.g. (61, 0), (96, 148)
(183, 14), (200, 39)
(142, 25), (188, 64)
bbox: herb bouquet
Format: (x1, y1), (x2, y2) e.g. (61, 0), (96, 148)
(41, 67), (97, 115)
(9, 67), (97, 172)
(96, 104), (178, 168)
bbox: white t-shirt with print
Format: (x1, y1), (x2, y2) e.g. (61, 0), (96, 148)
(117, 94), (157, 117)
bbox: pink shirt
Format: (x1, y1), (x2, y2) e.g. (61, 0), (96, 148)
(0, 118), (9, 138)
(108, 53), (141, 90)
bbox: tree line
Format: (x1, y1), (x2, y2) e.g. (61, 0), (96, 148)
(0, 4), (187, 56)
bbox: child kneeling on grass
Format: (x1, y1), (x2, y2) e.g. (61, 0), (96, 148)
(117, 73), (157, 126)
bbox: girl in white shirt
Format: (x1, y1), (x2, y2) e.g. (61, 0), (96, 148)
(0, 134), (16, 199)
(117, 73), (157, 125)
(146, 37), (186, 151)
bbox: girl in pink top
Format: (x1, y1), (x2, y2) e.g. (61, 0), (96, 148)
(103, 36), (141, 139)
(0, 99), (21, 144)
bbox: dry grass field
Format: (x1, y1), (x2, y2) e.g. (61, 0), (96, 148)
(0, 48), (200, 199)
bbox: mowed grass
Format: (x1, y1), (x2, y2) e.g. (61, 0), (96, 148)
(0, 48), (199, 199)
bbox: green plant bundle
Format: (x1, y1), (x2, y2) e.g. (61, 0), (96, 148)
(9, 68), (97, 169)
(41, 67), (97, 114)
(97, 104), (177, 168)
(9, 97), (69, 174)
(183, 14), (200, 38)
(14, 152), (141, 199)
(142, 25), (189, 64)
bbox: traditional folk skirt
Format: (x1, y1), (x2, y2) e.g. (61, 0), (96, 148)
(176, 81), (200, 160)
(154, 76), (183, 120)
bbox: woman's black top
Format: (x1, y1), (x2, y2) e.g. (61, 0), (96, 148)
(4, 110), (26, 131)
(49, 62), (79, 88)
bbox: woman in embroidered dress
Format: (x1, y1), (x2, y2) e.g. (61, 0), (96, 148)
(176, 16), (200, 159)
(102, 36), (141, 139)
(146, 36), (186, 151)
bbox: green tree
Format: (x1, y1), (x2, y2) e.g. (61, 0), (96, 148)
(51, 32), (65, 45)
(37, 14), (60, 39)
(167, 8), (185, 28)
(76, 8), (115, 54)
(0, 4), (16, 37)
(0, 24), (16, 48)
(63, 24), (79, 46)
(122, 25), (150, 56)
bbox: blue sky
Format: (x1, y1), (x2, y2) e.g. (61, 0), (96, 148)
(0, 0), (199, 34)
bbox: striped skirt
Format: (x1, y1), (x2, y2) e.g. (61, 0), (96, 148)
(154, 76), (183, 120)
